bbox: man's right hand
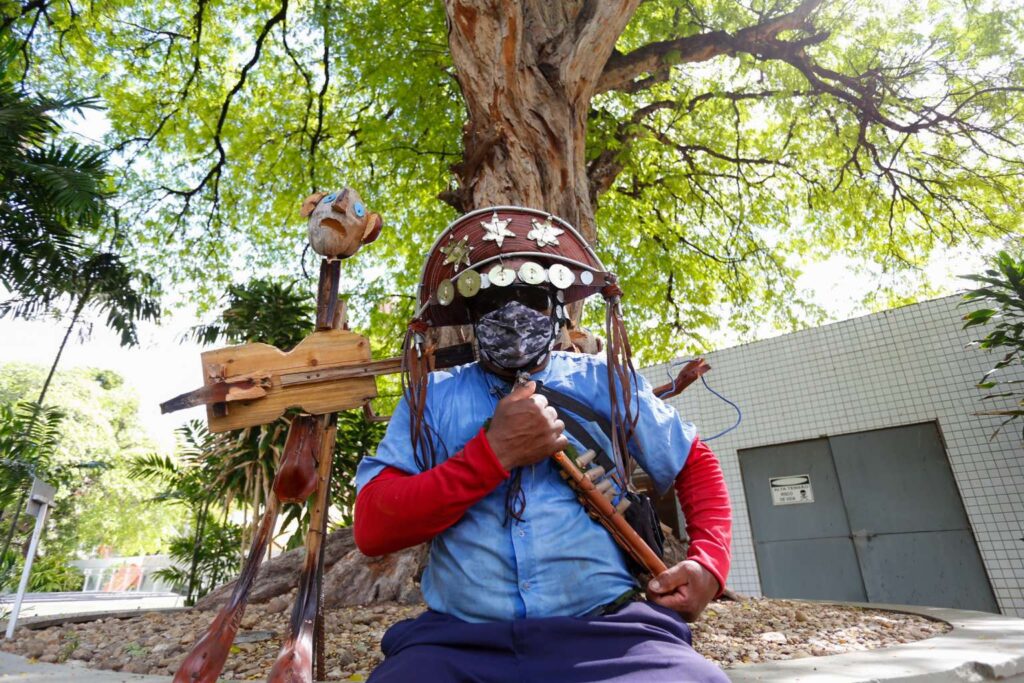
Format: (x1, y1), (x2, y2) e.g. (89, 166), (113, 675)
(485, 381), (569, 470)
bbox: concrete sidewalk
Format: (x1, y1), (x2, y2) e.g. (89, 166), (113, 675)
(1, 603), (1022, 682)
(0, 653), (169, 682)
(0, 592), (183, 622)
(726, 603), (1024, 682)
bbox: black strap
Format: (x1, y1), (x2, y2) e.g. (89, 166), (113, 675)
(534, 382), (620, 479)
(534, 382), (610, 432)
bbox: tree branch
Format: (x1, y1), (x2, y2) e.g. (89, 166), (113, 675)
(309, 28), (330, 191)
(596, 0), (825, 95)
(162, 0), (288, 215)
(563, 0), (643, 99)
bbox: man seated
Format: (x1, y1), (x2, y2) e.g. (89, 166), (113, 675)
(353, 207), (732, 682)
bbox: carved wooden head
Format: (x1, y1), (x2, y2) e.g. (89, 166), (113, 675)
(300, 188), (383, 258)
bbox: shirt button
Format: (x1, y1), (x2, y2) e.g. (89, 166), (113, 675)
(521, 581), (531, 590)
(517, 529), (526, 537)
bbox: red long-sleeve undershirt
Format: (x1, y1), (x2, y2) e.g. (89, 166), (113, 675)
(353, 430), (732, 592)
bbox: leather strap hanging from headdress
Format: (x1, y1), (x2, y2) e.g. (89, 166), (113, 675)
(602, 277), (641, 482)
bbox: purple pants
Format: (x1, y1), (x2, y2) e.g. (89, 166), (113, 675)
(367, 601), (729, 682)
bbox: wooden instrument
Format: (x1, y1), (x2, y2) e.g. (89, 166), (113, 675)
(514, 372), (668, 578)
(552, 449), (667, 577)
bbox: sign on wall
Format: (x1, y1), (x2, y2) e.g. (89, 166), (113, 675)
(770, 474), (814, 506)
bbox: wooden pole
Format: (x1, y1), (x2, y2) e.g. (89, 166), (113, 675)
(266, 415), (337, 682)
(266, 258), (343, 682)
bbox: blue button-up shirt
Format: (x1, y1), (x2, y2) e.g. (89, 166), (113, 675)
(354, 351), (696, 623)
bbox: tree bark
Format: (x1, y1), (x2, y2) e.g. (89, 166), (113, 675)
(442, 0), (641, 243)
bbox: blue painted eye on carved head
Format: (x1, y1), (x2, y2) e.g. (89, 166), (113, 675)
(353, 201), (366, 218)
(322, 193), (337, 204)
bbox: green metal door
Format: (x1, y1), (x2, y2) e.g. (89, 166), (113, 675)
(739, 422), (998, 612)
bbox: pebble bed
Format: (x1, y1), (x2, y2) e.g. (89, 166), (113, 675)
(0, 597), (949, 680)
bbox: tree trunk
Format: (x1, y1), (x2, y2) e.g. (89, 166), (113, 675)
(195, 527), (428, 611)
(37, 286), (92, 409)
(442, 1), (641, 244)
(188, 501), (210, 606)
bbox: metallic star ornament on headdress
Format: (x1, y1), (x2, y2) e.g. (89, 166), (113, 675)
(440, 234), (473, 271)
(528, 218), (564, 248)
(480, 212), (515, 247)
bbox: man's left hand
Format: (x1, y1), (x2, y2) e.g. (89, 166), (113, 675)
(646, 560), (719, 622)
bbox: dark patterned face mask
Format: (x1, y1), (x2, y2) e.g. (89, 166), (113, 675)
(474, 300), (554, 370)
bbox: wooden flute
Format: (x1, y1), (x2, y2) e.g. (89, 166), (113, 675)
(551, 449), (668, 577)
(514, 371), (668, 578)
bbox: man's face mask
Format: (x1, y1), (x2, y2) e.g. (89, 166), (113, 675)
(474, 299), (555, 370)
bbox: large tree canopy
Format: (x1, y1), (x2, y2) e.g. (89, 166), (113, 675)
(6, 0), (1024, 360)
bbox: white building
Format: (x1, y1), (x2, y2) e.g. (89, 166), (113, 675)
(644, 295), (1024, 617)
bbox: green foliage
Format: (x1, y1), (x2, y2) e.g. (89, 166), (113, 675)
(0, 397), (86, 593)
(5, 0), (1018, 361)
(331, 410), (387, 527)
(4, 0), (1024, 386)
(0, 400), (65, 503)
(130, 419), (244, 603)
(151, 516), (241, 605)
(0, 33), (160, 348)
(962, 250), (1024, 437)
(0, 549), (84, 593)
(0, 363), (180, 558)
(0, 399), (68, 589)
(188, 278), (315, 350)
(0, 35), (106, 303)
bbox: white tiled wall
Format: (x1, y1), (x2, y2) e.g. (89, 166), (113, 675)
(642, 295), (1024, 617)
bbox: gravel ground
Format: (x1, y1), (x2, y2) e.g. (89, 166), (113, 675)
(0, 598), (949, 680)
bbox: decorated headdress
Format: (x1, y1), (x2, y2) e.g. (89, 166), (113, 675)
(403, 206), (640, 476)
(414, 206), (610, 328)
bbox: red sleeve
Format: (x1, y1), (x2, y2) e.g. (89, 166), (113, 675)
(674, 438), (732, 596)
(354, 429), (509, 556)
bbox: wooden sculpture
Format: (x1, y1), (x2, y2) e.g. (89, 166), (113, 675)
(164, 188), (386, 683)
(301, 188), (383, 259)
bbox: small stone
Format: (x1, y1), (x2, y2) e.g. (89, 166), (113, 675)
(124, 661), (151, 674)
(70, 647), (94, 661)
(759, 631), (788, 644)
(266, 596), (290, 613)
